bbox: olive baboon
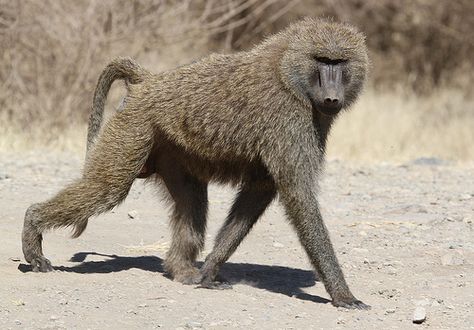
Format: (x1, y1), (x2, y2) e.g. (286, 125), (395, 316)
(22, 18), (369, 309)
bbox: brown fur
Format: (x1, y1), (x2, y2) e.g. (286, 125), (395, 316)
(22, 18), (369, 309)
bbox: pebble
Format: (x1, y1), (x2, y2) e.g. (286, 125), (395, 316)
(185, 322), (202, 329)
(446, 215), (463, 222)
(412, 306), (426, 324)
(459, 193), (472, 201)
(127, 210), (140, 220)
(0, 172), (11, 180)
(398, 204), (428, 214)
(440, 251), (465, 266)
(411, 157), (445, 166)
(377, 288), (401, 299)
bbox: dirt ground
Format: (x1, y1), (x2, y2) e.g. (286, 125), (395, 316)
(0, 151), (473, 329)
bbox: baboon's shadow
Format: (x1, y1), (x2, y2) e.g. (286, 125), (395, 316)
(18, 251), (329, 304)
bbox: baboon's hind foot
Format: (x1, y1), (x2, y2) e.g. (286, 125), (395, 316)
(22, 203), (53, 272)
(173, 267), (202, 285)
(164, 259), (202, 285)
(29, 256), (53, 272)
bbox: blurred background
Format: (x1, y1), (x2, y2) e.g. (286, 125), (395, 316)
(1, 0), (473, 162)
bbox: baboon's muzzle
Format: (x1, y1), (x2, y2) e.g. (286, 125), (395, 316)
(315, 63), (344, 116)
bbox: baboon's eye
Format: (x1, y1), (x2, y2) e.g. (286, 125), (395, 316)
(315, 57), (347, 65)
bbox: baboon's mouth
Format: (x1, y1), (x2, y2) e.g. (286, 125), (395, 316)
(310, 99), (343, 116)
(317, 104), (342, 116)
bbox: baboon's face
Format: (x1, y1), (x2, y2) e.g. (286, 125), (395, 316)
(280, 20), (368, 117)
(309, 57), (348, 116)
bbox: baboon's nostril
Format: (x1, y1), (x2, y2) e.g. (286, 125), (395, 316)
(324, 97), (339, 105)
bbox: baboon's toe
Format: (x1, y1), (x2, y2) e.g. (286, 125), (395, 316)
(30, 256), (53, 273)
(332, 298), (371, 310)
(172, 267), (202, 285)
(196, 279), (233, 290)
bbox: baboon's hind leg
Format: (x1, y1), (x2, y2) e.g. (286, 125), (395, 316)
(22, 113), (154, 272)
(159, 161), (208, 284)
(199, 180), (276, 289)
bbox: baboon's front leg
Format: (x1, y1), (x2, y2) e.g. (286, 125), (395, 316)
(279, 182), (370, 309)
(199, 181), (276, 289)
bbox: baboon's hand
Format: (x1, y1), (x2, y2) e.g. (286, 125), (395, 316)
(332, 298), (371, 310)
(196, 273), (232, 290)
(196, 281), (232, 290)
(30, 256), (53, 272)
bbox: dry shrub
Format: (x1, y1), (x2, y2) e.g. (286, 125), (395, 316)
(0, 0), (212, 128)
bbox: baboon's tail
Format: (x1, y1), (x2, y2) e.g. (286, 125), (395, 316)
(86, 57), (149, 156)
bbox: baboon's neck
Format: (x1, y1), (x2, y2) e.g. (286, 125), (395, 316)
(312, 111), (334, 153)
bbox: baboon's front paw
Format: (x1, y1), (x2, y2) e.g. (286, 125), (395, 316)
(30, 256), (53, 273)
(196, 276), (232, 290)
(332, 297), (370, 310)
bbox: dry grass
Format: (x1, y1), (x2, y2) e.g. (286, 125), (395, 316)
(328, 89), (474, 163)
(1, 0), (473, 163)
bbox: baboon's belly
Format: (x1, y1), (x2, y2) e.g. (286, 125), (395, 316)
(145, 139), (269, 185)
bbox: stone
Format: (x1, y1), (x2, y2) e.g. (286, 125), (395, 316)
(0, 172), (10, 180)
(459, 194), (472, 201)
(336, 316), (345, 324)
(411, 157), (445, 166)
(185, 321), (202, 329)
(440, 251), (465, 266)
(412, 307), (426, 324)
(127, 210), (140, 220)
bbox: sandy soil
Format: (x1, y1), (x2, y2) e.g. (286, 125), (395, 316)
(0, 151), (473, 329)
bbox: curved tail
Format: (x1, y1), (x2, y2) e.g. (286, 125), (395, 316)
(86, 57), (149, 156)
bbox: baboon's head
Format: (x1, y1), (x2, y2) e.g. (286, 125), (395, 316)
(278, 18), (369, 116)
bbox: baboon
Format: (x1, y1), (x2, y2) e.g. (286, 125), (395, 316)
(22, 18), (369, 309)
